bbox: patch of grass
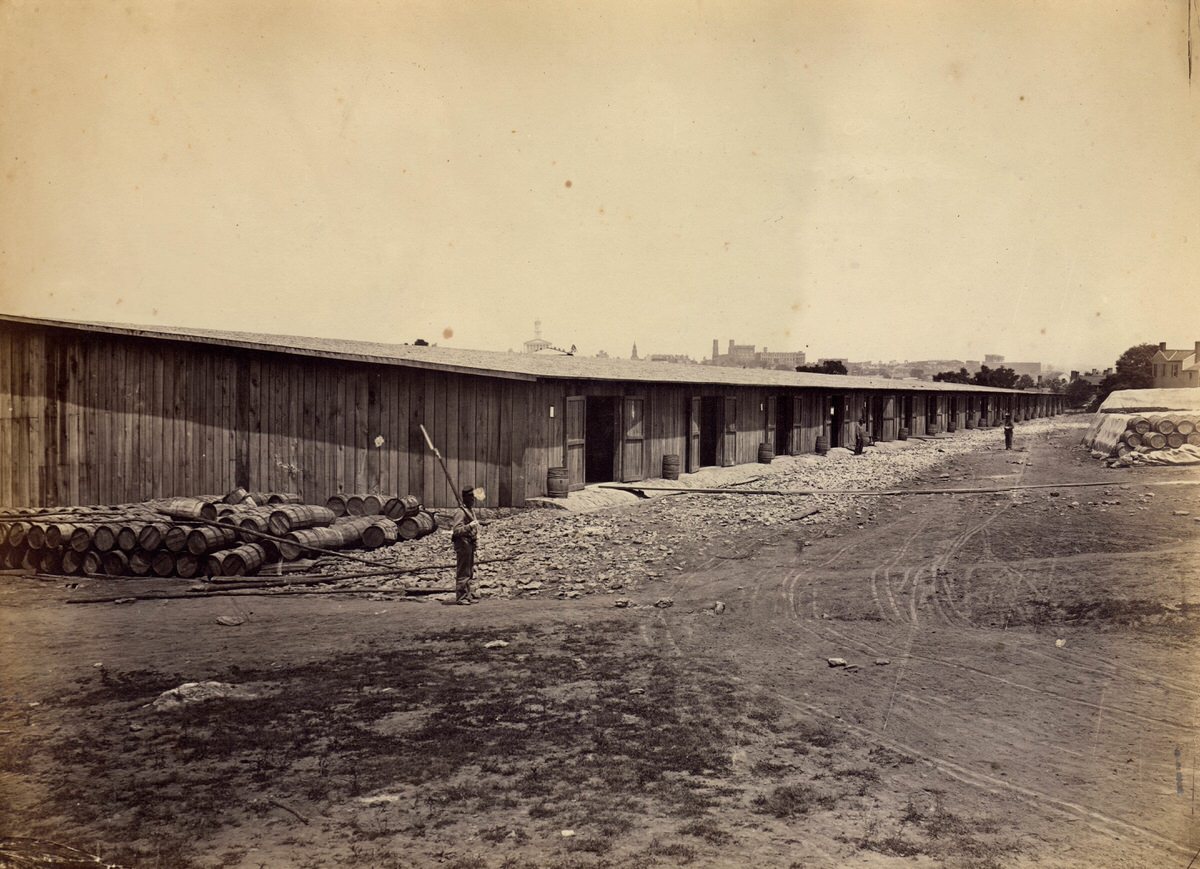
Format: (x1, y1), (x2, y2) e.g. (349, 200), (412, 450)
(752, 783), (837, 818)
(676, 817), (734, 845)
(646, 839), (698, 864)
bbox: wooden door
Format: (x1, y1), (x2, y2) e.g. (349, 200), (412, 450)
(882, 395), (896, 441)
(687, 396), (701, 473)
(564, 396), (585, 491)
(765, 395), (777, 448)
(791, 396), (804, 455)
(721, 396), (737, 466)
(620, 396), (645, 482)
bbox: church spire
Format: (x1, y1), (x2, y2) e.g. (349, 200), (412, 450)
(631, 342), (639, 360)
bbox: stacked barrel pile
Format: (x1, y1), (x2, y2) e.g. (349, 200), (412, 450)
(1112, 414), (1200, 458)
(0, 488), (437, 579)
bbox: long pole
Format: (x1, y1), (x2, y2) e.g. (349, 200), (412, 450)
(420, 424), (475, 522)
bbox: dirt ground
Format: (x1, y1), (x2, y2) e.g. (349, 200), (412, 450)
(2, 418), (1199, 868)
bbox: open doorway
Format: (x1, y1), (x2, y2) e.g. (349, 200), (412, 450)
(699, 396), (722, 466)
(774, 395), (792, 454)
(584, 396), (619, 483)
(829, 394), (845, 447)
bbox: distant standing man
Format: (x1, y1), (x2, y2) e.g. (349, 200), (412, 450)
(452, 487), (480, 605)
(854, 417), (868, 456)
(1003, 413), (1015, 450)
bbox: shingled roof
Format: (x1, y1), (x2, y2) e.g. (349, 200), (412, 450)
(0, 313), (1031, 394)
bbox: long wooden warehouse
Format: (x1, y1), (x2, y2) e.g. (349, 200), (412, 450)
(0, 315), (1062, 509)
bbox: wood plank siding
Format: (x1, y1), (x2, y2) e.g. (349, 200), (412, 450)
(0, 321), (1063, 508)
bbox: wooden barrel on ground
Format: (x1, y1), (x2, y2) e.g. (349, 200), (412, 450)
(92, 525), (119, 552)
(279, 526), (345, 560)
(223, 486), (252, 505)
(69, 525), (96, 553)
(267, 492), (302, 505)
(757, 443), (774, 464)
(361, 519), (399, 550)
(384, 495), (421, 520)
(927, 423), (941, 436)
(138, 522), (172, 551)
(25, 524), (46, 549)
(44, 523), (75, 549)
(129, 550), (155, 576)
(245, 492), (272, 506)
(20, 547), (39, 572)
(1188, 432), (1200, 446)
(546, 467), (569, 499)
(151, 551), (176, 578)
(815, 435), (829, 455)
(116, 524), (144, 552)
(1129, 416), (1151, 434)
(345, 495), (367, 516)
(7, 522), (30, 547)
(82, 551), (105, 576)
(897, 427), (909, 440)
(325, 494), (349, 517)
(238, 513), (271, 543)
(398, 511), (437, 541)
(222, 543), (267, 577)
(1122, 432), (1142, 448)
(333, 516), (377, 548)
(269, 505), (336, 536)
(1150, 415), (1176, 435)
(160, 497), (219, 522)
(164, 525), (190, 553)
(187, 525), (239, 556)
(39, 549), (63, 575)
(662, 454), (681, 480)
(175, 553), (201, 579)
(1175, 419), (1196, 436)
(1167, 432), (1185, 449)
(362, 495), (385, 515)
(964, 418), (974, 429)
(61, 548), (85, 576)
(101, 550), (129, 577)
(1146, 432), (1168, 449)
(946, 421), (957, 433)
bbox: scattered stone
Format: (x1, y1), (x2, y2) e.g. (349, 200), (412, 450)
(483, 640), (510, 649)
(1173, 510), (1191, 517)
(713, 601), (726, 614)
(152, 681), (258, 711)
(827, 657), (848, 668)
(215, 615), (245, 626)
(654, 598), (674, 608)
(1055, 639), (1067, 648)
(561, 830), (576, 838)
(613, 598), (631, 608)
(874, 658), (890, 666)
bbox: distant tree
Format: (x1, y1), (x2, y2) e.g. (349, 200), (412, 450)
(908, 367), (925, 380)
(932, 367), (972, 384)
(1015, 374), (1036, 389)
(973, 365), (1019, 389)
(796, 360), (848, 375)
(1093, 342), (1157, 407)
(1064, 378), (1097, 408)
(1043, 376), (1067, 394)
(413, 338), (429, 346)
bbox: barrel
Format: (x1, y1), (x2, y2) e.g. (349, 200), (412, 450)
(361, 519), (399, 550)
(757, 443), (774, 464)
(333, 516), (378, 548)
(1167, 432), (1185, 449)
(223, 543), (267, 576)
(926, 423), (940, 436)
(345, 495), (367, 516)
(1129, 416), (1151, 435)
(245, 492), (272, 506)
(964, 418), (975, 429)
(20, 548), (38, 572)
(815, 436), (829, 455)
(238, 513), (271, 543)
(60, 548), (85, 576)
(362, 495), (385, 515)
(1149, 415), (1175, 435)
(151, 551), (176, 577)
(398, 510), (437, 541)
(897, 427), (909, 440)
(325, 494), (349, 517)
(269, 505), (336, 536)
(662, 454), (681, 480)
(25, 524), (46, 549)
(7, 522), (30, 547)
(116, 524), (144, 552)
(39, 548), (63, 575)
(4, 545), (25, 570)
(279, 526), (345, 560)
(1123, 432), (1142, 449)
(384, 495), (421, 520)
(175, 554), (202, 579)
(92, 525), (119, 553)
(1175, 419), (1196, 436)
(187, 525), (239, 556)
(82, 550), (105, 576)
(138, 522), (172, 551)
(946, 421), (957, 433)
(267, 492), (302, 505)
(164, 525), (190, 553)
(128, 550), (155, 577)
(1146, 432), (1168, 449)
(1188, 432), (1200, 446)
(160, 497), (219, 522)
(69, 525), (96, 553)
(223, 486), (252, 505)
(44, 523), (75, 549)
(547, 467), (569, 499)
(101, 550), (129, 577)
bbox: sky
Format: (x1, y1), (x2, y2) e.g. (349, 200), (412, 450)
(1, 0), (1197, 372)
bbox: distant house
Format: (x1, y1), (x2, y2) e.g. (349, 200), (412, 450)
(1152, 341), (1200, 388)
(708, 338), (805, 370)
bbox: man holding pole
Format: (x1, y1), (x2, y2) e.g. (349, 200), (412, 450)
(452, 487), (480, 604)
